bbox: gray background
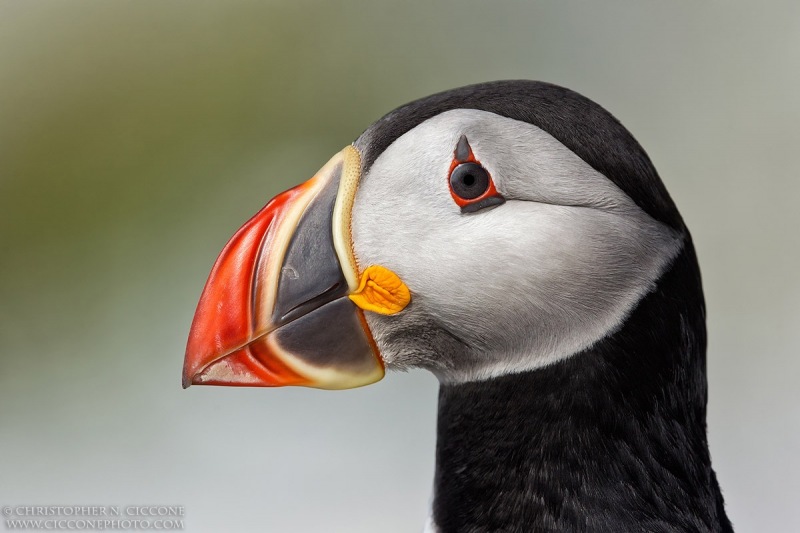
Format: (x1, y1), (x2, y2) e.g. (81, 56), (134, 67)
(1, 1), (798, 531)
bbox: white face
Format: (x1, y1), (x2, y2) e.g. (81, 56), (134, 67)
(351, 109), (683, 383)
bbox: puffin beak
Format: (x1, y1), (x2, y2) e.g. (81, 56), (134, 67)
(183, 146), (409, 390)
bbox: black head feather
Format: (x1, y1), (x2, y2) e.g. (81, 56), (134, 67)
(356, 80), (683, 231)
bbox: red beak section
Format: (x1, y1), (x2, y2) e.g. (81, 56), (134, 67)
(183, 186), (310, 387)
(183, 149), (384, 390)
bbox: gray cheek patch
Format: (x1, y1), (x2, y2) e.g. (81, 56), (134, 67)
(273, 298), (376, 373)
(272, 162), (349, 326)
(351, 109), (684, 384)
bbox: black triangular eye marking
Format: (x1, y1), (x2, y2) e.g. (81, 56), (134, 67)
(454, 134), (472, 162)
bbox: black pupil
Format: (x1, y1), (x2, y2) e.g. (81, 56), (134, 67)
(450, 162), (489, 200)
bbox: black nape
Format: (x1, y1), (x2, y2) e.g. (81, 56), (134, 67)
(432, 240), (733, 533)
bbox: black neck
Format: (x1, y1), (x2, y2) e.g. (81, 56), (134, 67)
(432, 242), (732, 532)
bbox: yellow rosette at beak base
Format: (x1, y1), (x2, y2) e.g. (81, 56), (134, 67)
(349, 265), (411, 315)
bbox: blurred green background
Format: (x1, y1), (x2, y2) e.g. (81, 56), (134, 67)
(1, 1), (798, 531)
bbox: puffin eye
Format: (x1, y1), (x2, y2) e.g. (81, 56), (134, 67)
(450, 163), (490, 200)
(447, 134), (505, 213)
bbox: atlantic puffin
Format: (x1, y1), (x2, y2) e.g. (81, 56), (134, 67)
(183, 80), (733, 532)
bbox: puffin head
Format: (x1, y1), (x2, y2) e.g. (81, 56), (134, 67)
(183, 80), (687, 390)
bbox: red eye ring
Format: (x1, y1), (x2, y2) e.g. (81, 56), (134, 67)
(447, 135), (505, 213)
